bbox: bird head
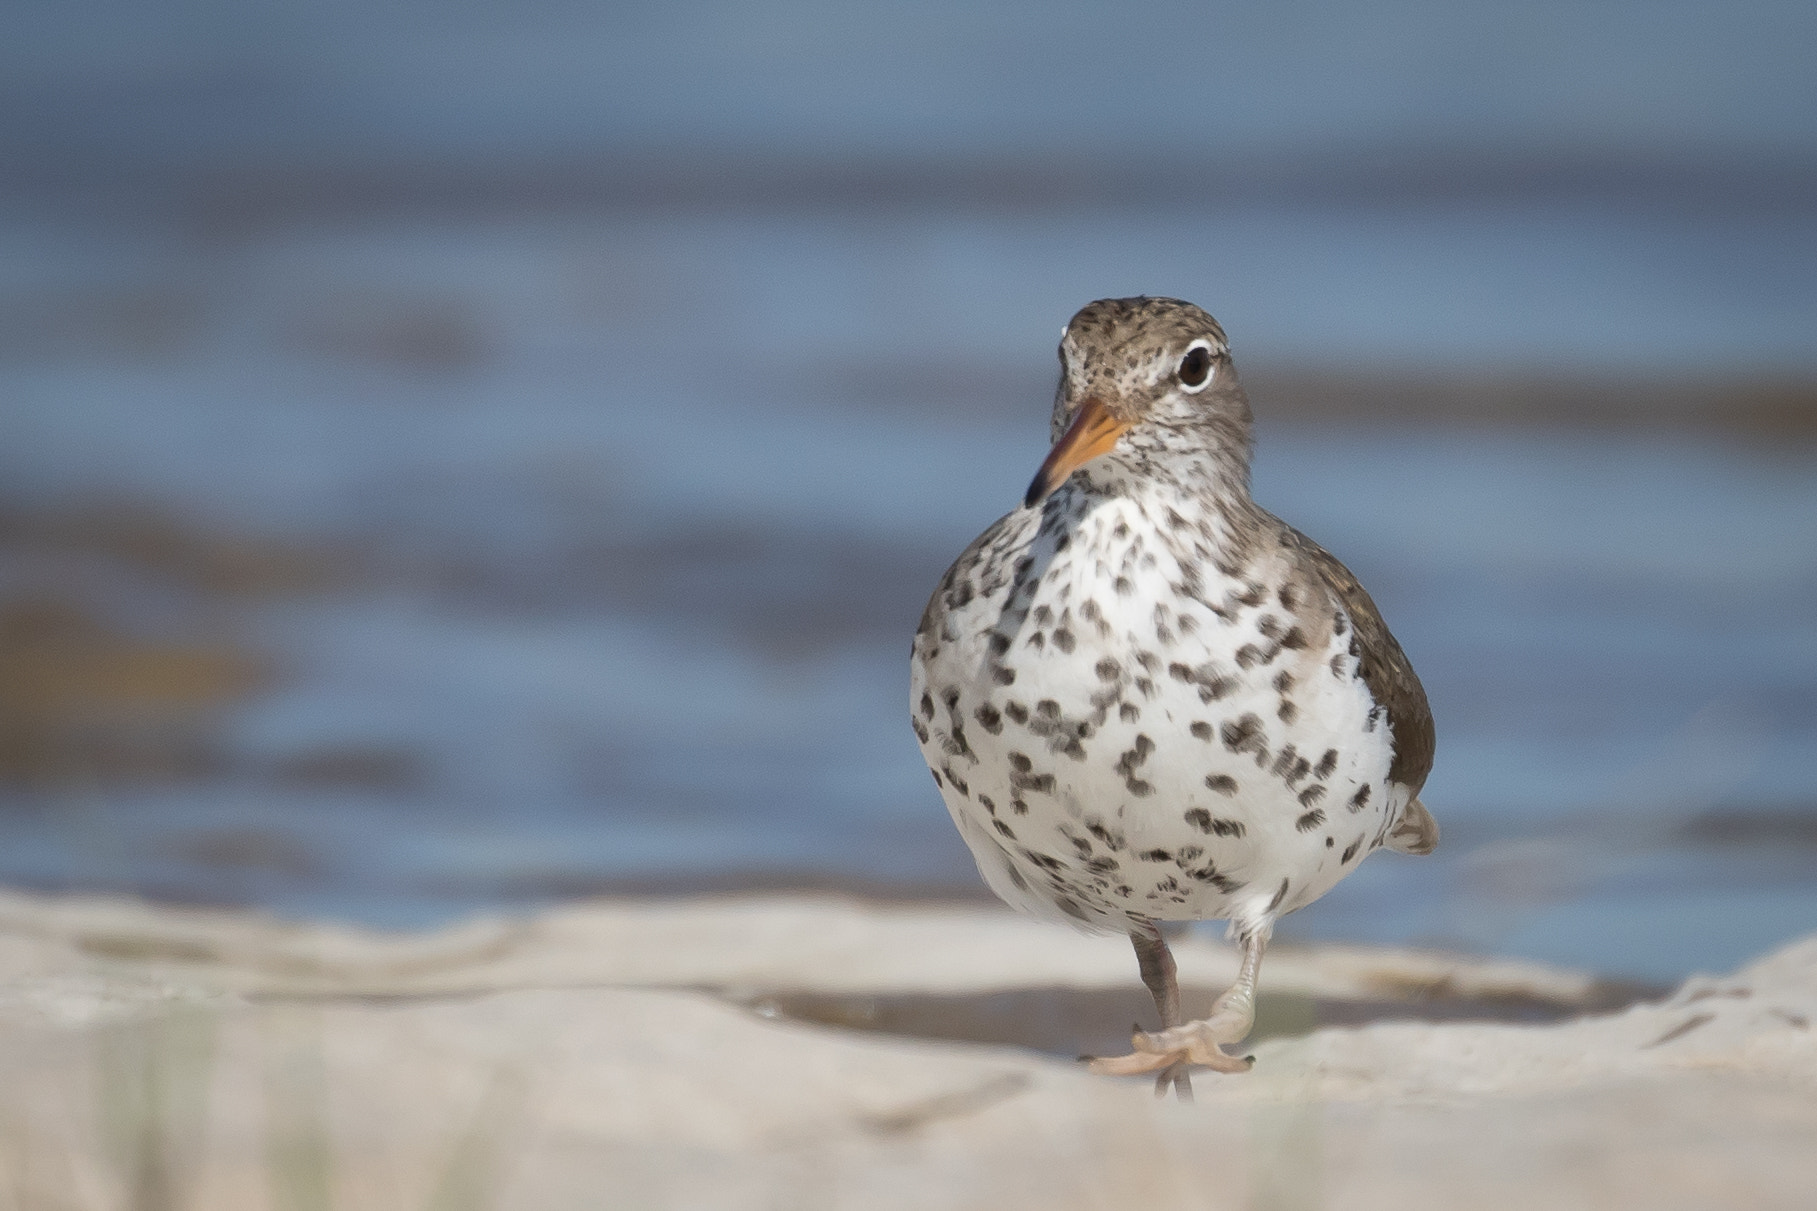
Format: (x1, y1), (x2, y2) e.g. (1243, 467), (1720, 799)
(1025, 297), (1253, 508)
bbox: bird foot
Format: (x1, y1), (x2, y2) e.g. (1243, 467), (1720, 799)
(1087, 1016), (1256, 1077)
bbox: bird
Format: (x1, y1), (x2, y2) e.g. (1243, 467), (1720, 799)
(909, 297), (1436, 1098)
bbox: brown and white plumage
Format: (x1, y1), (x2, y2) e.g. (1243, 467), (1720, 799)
(910, 297), (1436, 1095)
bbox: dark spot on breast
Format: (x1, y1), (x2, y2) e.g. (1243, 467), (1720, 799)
(1298, 785), (1326, 807)
(993, 820), (1016, 838)
(1235, 644), (1262, 669)
(1277, 700), (1298, 723)
(1296, 807), (1326, 832)
(1126, 779), (1153, 797)
(1005, 701), (1029, 724)
(1006, 864), (1029, 890)
(1329, 654), (1347, 677)
(1257, 615), (1281, 639)
(1052, 628), (1075, 653)
(1238, 583), (1265, 607)
(1280, 627), (1307, 650)
(1168, 662), (1193, 682)
(944, 725), (971, 758)
(1332, 613), (1347, 636)
(1026, 632), (1046, 650)
(1266, 878), (1291, 913)
(1012, 798), (1029, 815)
(930, 769), (943, 788)
(919, 693), (934, 720)
(1190, 721), (1212, 740)
(1220, 713), (1264, 754)
(1207, 817), (1245, 838)
(912, 719), (930, 743)
(1183, 808), (1212, 832)
(1325, 835), (1334, 847)
(1140, 849), (1172, 862)
(1316, 749), (1339, 779)
(978, 793), (995, 814)
(1342, 838), (1362, 863)
(1080, 600), (1102, 624)
(1036, 700), (1060, 720)
(974, 704), (1002, 734)
(1114, 576), (1133, 596)
(1349, 784), (1372, 811)
(1009, 752), (1032, 772)
(1086, 856), (1120, 875)
(1278, 585), (1300, 610)
(1060, 737), (1086, 760)
(1085, 821), (1126, 850)
(1134, 676), (1155, 698)
(1119, 703), (1140, 722)
(1273, 671), (1295, 693)
(1095, 658), (1121, 681)
(1115, 735), (1154, 773)
(1198, 676), (1233, 702)
(1032, 605), (1052, 625)
(942, 687), (960, 711)
(988, 633), (1011, 656)
(1204, 774), (1238, 795)
(992, 666), (1016, 685)
(941, 765), (969, 796)
(1012, 771), (1055, 794)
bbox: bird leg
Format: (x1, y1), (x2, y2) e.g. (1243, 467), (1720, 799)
(1092, 928), (1266, 1077)
(1129, 924), (1193, 1101)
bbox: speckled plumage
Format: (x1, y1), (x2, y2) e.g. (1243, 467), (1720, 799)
(910, 297), (1436, 1090)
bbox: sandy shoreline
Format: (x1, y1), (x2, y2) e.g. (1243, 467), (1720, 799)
(0, 888), (1812, 1209)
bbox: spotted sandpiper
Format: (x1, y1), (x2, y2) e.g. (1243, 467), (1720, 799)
(910, 297), (1437, 1098)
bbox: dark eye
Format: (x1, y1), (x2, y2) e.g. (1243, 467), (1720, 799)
(1177, 345), (1213, 389)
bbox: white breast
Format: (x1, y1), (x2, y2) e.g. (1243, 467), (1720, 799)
(911, 488), (1402, 934)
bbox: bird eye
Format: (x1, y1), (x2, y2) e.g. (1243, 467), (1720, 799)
(1177, 344), (1214, 391)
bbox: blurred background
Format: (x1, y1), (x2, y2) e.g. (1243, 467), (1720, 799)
(1, 0), (1812, 984)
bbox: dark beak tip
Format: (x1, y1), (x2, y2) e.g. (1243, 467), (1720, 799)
(1022, 477), (1046, 509)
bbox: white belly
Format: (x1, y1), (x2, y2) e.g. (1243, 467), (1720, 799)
(911, 493), (1403, 934)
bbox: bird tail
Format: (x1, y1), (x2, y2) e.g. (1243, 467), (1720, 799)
(1386, 795), (1438, 855)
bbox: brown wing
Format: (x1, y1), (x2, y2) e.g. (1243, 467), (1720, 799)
(1280, 525), (1435, 796)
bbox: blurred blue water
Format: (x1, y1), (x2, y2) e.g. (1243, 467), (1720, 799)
(2, 1), (1816, 982)
(1, 207), (1814, 986)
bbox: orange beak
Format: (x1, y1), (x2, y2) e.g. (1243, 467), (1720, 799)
(1024, 396), (1130, 507)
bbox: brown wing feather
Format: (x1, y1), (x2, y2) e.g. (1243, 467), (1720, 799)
(1281, 526), (1435, 795)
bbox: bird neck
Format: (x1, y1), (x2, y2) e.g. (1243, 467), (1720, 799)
(1081, 430), (1254, 516)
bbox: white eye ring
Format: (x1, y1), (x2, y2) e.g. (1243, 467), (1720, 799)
(1177, 339), (1216, 393)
